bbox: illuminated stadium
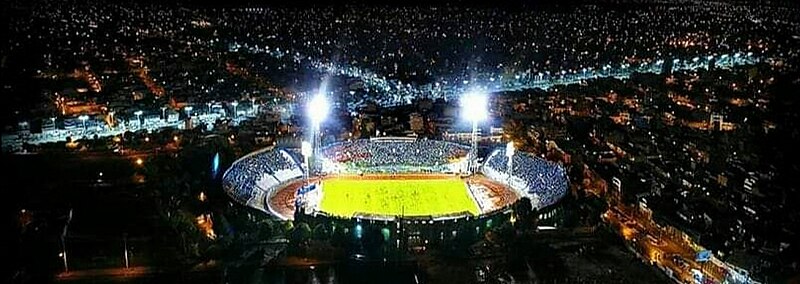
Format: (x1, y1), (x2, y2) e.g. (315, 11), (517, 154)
(221, 137), (568, 221)
(223, 92), (568, 226)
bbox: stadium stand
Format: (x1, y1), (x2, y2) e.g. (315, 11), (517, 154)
(222, 148), (304, 211)
(320, 138), (469, 173)
(223, 139), (566, 218)
(482, 148), (568, 209)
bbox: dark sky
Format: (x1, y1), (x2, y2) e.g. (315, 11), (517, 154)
(165, 0), (797, 9)
(175, 0), (580, 8)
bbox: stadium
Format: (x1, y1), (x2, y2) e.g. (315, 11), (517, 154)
(221, 137), (569, 224)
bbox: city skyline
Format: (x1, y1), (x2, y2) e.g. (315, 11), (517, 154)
(4, 0), (798, 283)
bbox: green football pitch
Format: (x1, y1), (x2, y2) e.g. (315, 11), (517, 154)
(318, 177), (480, 217)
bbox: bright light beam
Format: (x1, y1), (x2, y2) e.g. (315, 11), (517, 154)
(307, 93), (329, 178)
(461, 91), (488, 175)
(301, 141), (312, 157)
(308, 93), (330, 125)
(461, 91), (488, 123)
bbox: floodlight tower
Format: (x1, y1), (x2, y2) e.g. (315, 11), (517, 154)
(506, 141), (515, 185)
(308, 93), (330, 175)
(301, 141), (312, 185)
(462, 91), (488, 175)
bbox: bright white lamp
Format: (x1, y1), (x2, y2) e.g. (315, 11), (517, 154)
(308, 93), (330, 126)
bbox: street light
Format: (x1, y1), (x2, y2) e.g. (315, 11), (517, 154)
(161, 106), (167, 120)
(78, 115), (89, 133)
(184, 106), (193, 117)
(251, 97), (257, 114)
(231, 101), (239, 117)
(50, 117), (57, 136)
(461, 91), (488, 175)
(133, 110), (143, 129)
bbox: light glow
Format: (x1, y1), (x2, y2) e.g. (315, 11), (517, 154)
(308, 93), (330, 126)
(461, 91), (488, 122)
(506, 142), (515, 157)
(301, 141), (312, 157)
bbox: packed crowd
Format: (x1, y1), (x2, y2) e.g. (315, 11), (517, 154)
(222, 148), (304, 207)
(482, 148), (568, 209)
(320, 138), (470, 173)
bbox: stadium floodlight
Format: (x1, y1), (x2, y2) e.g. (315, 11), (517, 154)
(301, 141), (312, 157)
(461, 91), (488, 175)
(308, 93), (330, 126)
(461, 91), (488, 123)
(307, 93), (329, 177)
(301, 141), (312, 184)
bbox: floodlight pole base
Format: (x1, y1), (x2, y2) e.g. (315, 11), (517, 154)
(470, 120), (479, 175)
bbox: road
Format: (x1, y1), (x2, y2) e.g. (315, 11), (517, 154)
(604, 203), (755, 284)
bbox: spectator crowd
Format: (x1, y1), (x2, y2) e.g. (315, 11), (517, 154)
(482, 148), (568, 209)
(320, 138), (470, 173)
(222, 148), (304, 208)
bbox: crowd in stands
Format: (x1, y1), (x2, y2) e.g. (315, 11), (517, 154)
(482, 148), (568, 209)
(222, 148), (304, 208)
(320, 138), (469, 173)
(224, 141), (566, 212)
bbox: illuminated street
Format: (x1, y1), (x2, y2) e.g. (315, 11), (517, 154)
(5, 0), (798, 283)
(605, 202), (757, 284)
